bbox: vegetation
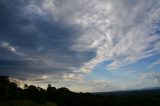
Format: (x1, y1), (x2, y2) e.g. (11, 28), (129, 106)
(0, 76), (160, 106)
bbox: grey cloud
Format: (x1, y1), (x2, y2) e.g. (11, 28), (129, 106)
(0, 0), (160, 91)
(139, 72), (160, 85)
(65, 0), (160, 72)
(41, 0), (160, 72)
(0, 0), (96, 79)
(139, 72), (160, 80)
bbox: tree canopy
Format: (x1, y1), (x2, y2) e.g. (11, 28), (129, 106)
(0, 76), (160, 106)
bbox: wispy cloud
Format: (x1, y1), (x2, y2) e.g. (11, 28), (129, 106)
(148, 59), (160, 68)
(62, 75), (116, 92)
(32, 75), (49, 81)
(1, 0), (159, 74)
(82, 0), (160, 72)
(0, 0), (160, 92)
(41, 0), (160, 72)
(139, 72), (160, 84)
(0, 41), (26, 56)
(0, 41), (17, 53)
(63, 73), (85, 82)
(51, 0), (160, 72)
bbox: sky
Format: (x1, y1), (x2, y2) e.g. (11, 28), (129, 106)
(0, 0), (160, 92)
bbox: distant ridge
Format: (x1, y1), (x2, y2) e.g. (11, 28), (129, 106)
(93, 87), (160, 96)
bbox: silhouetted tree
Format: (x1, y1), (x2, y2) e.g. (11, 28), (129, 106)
(1, 76), (160, 106)
(47, 84), (57, 100)
(24, 84), (28, 89)
(0, 76), (10, 100)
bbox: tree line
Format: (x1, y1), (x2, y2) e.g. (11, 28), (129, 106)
(0, 76), (160, 106)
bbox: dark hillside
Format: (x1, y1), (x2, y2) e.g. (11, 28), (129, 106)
(1, 76), (160, 106)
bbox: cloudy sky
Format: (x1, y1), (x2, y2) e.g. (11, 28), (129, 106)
(0, 0), (160, 92)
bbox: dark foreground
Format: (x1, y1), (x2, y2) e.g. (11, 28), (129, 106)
(0, 76), (160, 106)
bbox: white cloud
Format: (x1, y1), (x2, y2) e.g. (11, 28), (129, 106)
(148, 59), (160, 68)
(24, 0), (160, 73)
(42, 75), (49, 79)
(31, 75), (50, 82)
(78, 0), (160, 72)
(0, 41), (17, 53)
(139, 72), (160, 84)
(63, 73), (85, 82)
(139, 72), (160, 80)
(0, 41), (43, 67)
(62, 75), (116, 92)
(69, 0), (160, 72)
(91, 79), (115, 92)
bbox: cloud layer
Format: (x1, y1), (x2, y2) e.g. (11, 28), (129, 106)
(69, 0), (160, 72)
(0, 0), (160, 92)
(39, 0), (160, 72)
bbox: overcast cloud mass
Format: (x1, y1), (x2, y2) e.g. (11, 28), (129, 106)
(0, 0), (160, 92)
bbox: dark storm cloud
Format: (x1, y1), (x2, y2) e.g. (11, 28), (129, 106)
(0, 0), (96, 79)
(0, 0), (77, 49)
